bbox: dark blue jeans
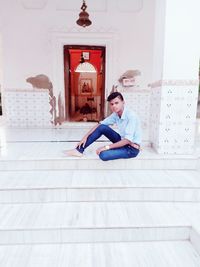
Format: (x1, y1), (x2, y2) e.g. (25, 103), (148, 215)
(76, 124), (139, 161)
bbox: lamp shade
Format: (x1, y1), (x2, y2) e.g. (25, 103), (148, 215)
(75, 62), (96, 73)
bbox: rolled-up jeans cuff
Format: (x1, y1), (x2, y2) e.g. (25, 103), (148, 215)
(76, 146), (84, 154)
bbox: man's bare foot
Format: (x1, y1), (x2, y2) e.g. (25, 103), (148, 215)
(63, 149), (83, 157)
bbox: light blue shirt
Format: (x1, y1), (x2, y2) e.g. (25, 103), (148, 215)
(100, 107), (142, 145)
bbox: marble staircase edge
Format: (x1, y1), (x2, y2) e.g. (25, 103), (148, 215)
(0, 169), (200, 202)
(0, 187), (200, 203)
(190, 227), (200, 256)
(0, 202), (191, 244)
(0, 157), (198, 170)
(0, 240), (200, 267)
(0, 226), (191, 245)
(1, 169), (200, 188)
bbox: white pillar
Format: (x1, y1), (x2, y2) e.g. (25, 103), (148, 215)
(0, 34), (3, 118)
(150, 0), (200, 154)
(0, 34), (2, 87)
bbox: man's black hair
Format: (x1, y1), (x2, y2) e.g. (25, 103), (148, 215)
(107, 92), (124, 102)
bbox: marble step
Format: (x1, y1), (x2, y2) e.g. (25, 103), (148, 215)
(0, 142), (197, 170)
(3, 126), (151, 145)
(0, 170), (200, 203)
(0, 202), (192, 245)
(0, 241), (200, 267)
(174, 202), (200, 253)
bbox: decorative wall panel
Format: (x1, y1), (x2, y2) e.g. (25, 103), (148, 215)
(118, 89), (150, 142)
(4, 89), (51, 128)
(149, 82), (198, 154)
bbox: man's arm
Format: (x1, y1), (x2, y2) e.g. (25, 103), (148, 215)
(96, 138), (131, 155)
(107, 139), (131, 149)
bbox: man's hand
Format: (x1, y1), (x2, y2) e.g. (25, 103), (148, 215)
(77, 136), (88, 149)
(96, 146), (107, 155)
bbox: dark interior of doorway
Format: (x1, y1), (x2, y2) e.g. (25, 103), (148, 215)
(64, 45), (106, 122)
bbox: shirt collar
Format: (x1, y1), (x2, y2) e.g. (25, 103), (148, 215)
(121, 107), (127, 120)
(116, 106), (127, 120)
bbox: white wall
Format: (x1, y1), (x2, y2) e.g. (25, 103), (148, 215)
(149, 0), (200, 154)
(0, 0), (156, 90)
(152, 0), (166, 81)
(0, 34), (2, 87)
(163, 0), (200, 79)
(0, 33), (3, 116)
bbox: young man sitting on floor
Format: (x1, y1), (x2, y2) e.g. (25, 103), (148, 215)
(65, 92), (141, 161)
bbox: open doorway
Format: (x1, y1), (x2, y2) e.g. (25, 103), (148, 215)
(64, 45), (106, 122)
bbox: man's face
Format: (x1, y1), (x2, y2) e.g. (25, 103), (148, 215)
(109, 96), (124, 114)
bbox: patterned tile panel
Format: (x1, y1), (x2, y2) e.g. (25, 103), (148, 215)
(119, 89), (150, 141)
(4, 89), (51, 128)
(150, 84), (198, 154)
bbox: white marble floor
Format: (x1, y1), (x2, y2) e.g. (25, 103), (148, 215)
(0, 141), (198, 172)
(0, 241), (200, 267)
(0, 169), (200, 188)
(0, 169), (200, 203)
(0, 125), (200, 266)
